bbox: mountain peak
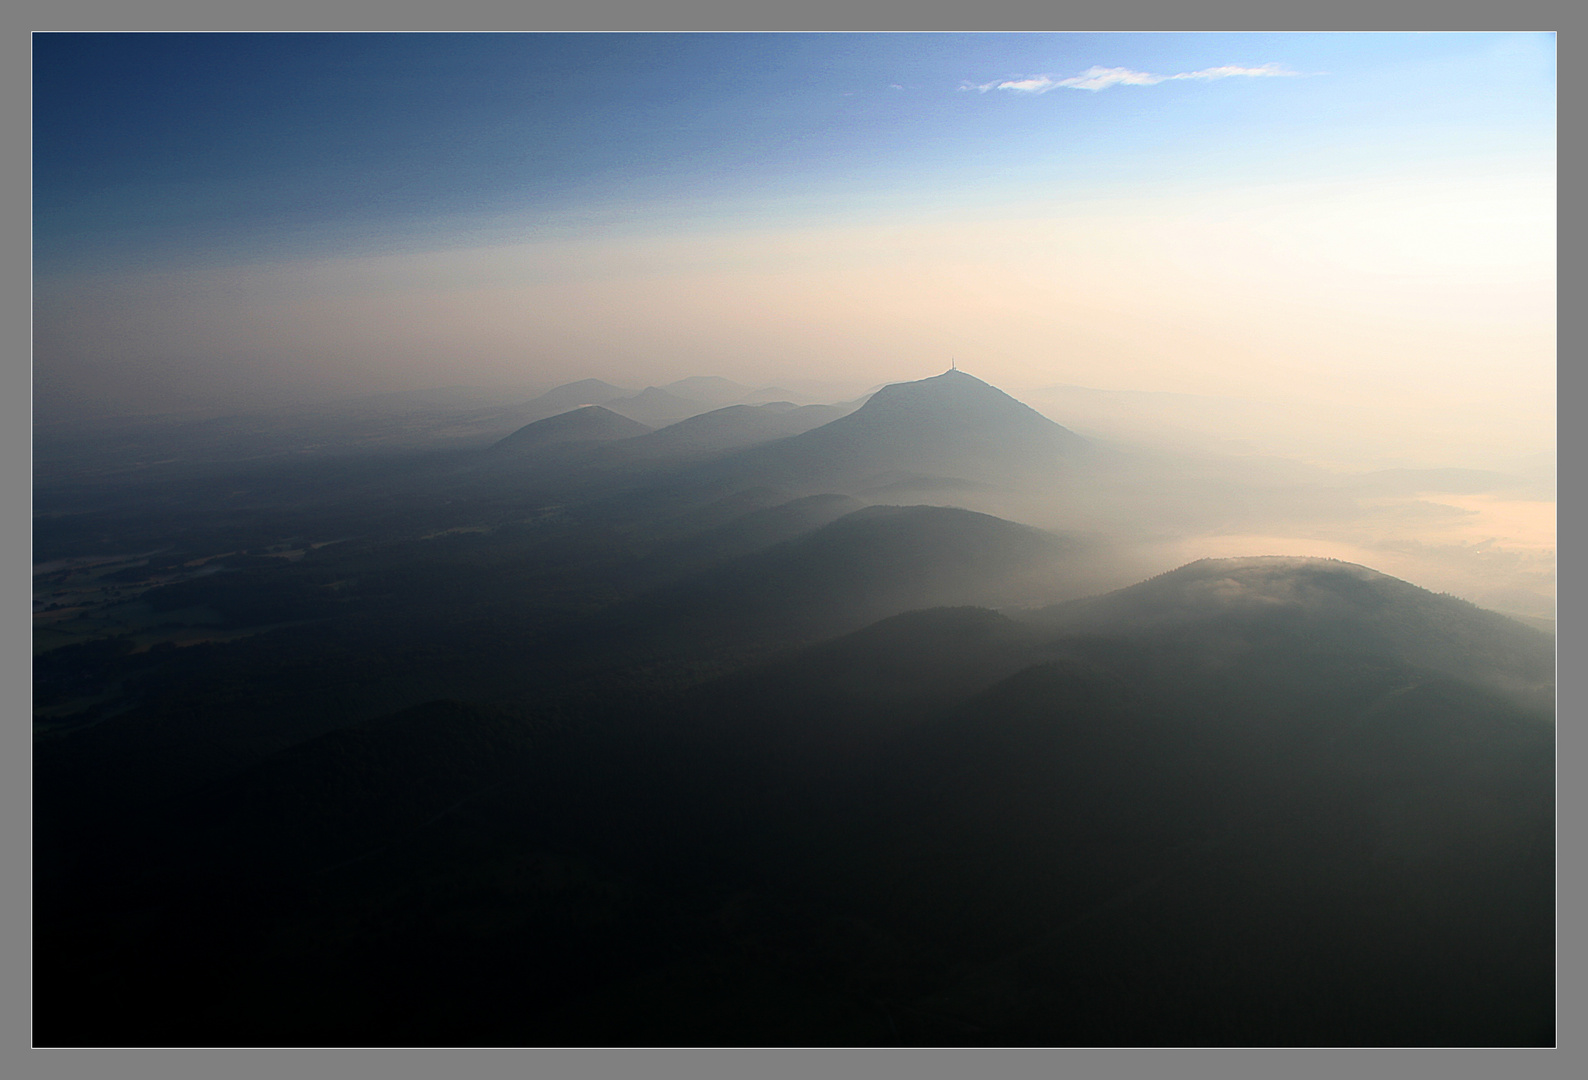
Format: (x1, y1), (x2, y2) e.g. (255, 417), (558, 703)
(1034, 555), (1554, 704)
(693, 369), (1088, 496)
(848, 369), (1081, 439)
(487, 405), (651, 454)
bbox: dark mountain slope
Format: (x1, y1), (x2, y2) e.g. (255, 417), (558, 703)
(487, 405), (653, 454)
(662, 375), (753, 408)
(643, 606), (1051, 780)
(693, 369), (1088, 495)
(601, 504), (1079, 649)
(518, 550), (1552, 1044)
(35, 548), (1555, 1045)
(675, 493), (868, 559)
(623, 402), (851, 462)
(526, 378), (634, 414)
(34, 698), (651, 1046)
(853, 646), (1554, 1045)
(1031, 555), (1555, 707)
(624, 490), (870, 563)
(605, 386), (712, 428)
(644, 616), (1551, 1044)
(67, 700), (544, 890)
(569, 556), (1555, 1044)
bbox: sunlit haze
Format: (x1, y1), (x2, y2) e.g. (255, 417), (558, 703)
(34, 31), (1556, 615)
(31, 34), (1562, 1046)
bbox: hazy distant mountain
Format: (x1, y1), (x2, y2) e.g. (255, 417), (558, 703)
(33, 382), (638, 473)
(572, 491), (873, 588)
(643, 493), (871, 574)
(605, 386), (714, 428)
(657, 556), (1554, 792)
(1032, 555), (1554, 706)
(527, 378), (634, 415)
(620, 556), (1554, 1044)
(487, 405), (653, 455)
(685, 492), (868, 556)
(623, 402), (853, 462)
(739, 385), (802, 404)
(33, 350), (1556, 1048)
(611, 503), (1080, 646)
(661, 376), (753, 408)
(36, 533), (1554, 1045)
(698, 369), (1088, 496)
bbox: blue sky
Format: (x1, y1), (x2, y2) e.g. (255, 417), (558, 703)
(34, 32), (1554, 271)
(33, 32), (1554, 447)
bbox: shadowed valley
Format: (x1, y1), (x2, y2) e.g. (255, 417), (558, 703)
(33, 371), (1555, 1047)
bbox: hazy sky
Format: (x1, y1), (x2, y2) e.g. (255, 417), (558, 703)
(34, 32), (1555, 452)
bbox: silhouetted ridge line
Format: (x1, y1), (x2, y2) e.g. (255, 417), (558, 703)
(685, 369), (1089, 495)
(488, 405), (653, 453)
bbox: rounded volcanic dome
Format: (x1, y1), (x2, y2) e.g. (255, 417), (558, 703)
(846, 368), (1083, 441)
(488, 405), (652, 453)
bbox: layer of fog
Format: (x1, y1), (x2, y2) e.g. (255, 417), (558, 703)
(936, 388), (1556, 625)
(34, 365), (1556, 629)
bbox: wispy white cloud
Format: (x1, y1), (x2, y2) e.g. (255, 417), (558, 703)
(1170, 63), (1297, 83)
(964, 62), (1296, 94)
(1054, 67), (1165, 91)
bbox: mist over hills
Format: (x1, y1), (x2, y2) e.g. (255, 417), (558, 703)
(661, 375), (757, 408)
(687, 369), (1089, 497)
(604, 504), (1080, 648)
(30, 373), (805, 482)
(600, 386), (703, 428)
(34, 365), (1552, 627)
(36, 552), (1553, 1045)
(487, 405), (653, 454)
(520, 377), (634, 415)
(1032, 556), (1554, 705)
(453, 369), (1087, 529)
(30, 21), (1557, 1046)
(623, 402), (852, 461)
(437, 375), (776, 441)
(33, 363), (1554, 1047)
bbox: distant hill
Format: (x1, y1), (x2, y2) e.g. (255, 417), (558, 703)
(624, 402), (852, 462)
(1031, 555), (1555, 707)
(606, 386), (714, 428)
(662, 376), (754, 408)
(613, 556), (1555, 1044)
(487, 405), (653, 455)
(36, 542), (1555, 1046)
(636, 493), (871, 577)
(527, 378), (634, 415)
(739, 385), (803, 404)
(685, 492), (867, 556)
(696, 369), (1088, 496)
(639, 556), (1554, 807)
(608, 504), (1080, 647)
(666, 607), (1050, 776)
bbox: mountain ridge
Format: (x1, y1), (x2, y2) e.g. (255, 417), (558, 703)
(687, 368), (1090, 497)
(487, 405), (653, 454)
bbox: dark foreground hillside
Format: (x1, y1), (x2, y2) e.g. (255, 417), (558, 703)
(34, 558), (1554, 1047)
(32, 373), (1552, 1047)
